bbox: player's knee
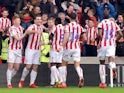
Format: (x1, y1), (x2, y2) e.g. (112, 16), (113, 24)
(74, 62), (80, 68)
(109, 62), (116, 69)
(8, 63), (13, 70)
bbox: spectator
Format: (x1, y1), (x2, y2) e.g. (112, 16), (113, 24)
(41, 13), (48, 27)
(85, 18), (97, 56)
(19, 2), (33, 30)
(68, 0), (80, 10)
(55, 0), (64, 12)
(97, 0), (115, 21)
(39, 0), (54, 15)
(58, 12), (68, 25)
(82, 6), (90, 27)
(49, 6), (59, 18)
(116, 13), (124, 56)
(65, 5), (75, 23)
(61, 0), (68, 11)
(117, 0), (124, 14)
(87, 9), (97, 28)
(30, 6), (41, 20)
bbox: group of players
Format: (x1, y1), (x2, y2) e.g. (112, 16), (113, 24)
(0, 8), (123, 89)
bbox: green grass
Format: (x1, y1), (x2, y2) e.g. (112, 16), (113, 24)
(0, 87), (124, 93)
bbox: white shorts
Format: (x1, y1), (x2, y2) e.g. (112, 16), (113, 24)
(63, 49), (81, 62)
(24, 49), (40, 65)
(50, 50), (63, 63)
(7, 49), (22, 63)
(97, 46), (116, 60)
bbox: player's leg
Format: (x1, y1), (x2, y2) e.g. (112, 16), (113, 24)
(12, 63), (20, 77)
(74, 61), (84, 87)
(6, 63), (14, 88)
(50, 63), (56, 86)
(49, 50), (60, 87)
(6, 50), (15, 88)
(58, 50), (70, 88)
(73, 49), (84, 87)
(12, 50), (22, 77)
(107, 46), (117, 87)
(107, 46), (116, 69)
(18, 64), (31, 88)
(98, 47), (107, 88)
(50, 63), (60, 87)
(99, 60), (107, 88)
(29, 64), (39, 88)
(58, 60), (67, 88)
(29, 50), (41, 88)
(18, 49), (33, 88)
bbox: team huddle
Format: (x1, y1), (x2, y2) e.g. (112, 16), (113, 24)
(0, 8), (123, 89)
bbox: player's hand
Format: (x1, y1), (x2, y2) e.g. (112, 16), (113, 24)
(57, 45), (63, 52)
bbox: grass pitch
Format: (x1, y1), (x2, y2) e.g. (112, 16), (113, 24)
(0, 87), (124, 93)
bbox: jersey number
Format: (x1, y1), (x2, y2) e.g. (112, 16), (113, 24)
(105, 30), (114, 40)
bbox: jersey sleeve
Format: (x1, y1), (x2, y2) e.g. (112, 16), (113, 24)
(9, 28), (17, 37)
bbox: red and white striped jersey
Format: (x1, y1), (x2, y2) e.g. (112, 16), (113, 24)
(9, 25), (24, 50)
(0, 17), (11, 31)
(26, 24), (43, 50)
(52, 24), (64, 51)
(86, 27), (97, 46)
(98, 19), (120, 47)
(64, 22), (85, 49)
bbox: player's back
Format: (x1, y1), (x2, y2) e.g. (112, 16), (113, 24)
(52, 24), (64, 51)
(65, 21), (83, 49)
(98, 19), (120, 47)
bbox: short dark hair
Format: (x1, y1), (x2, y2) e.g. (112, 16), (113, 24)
(69, 12), (76, 20)
(34, 15), (41, 19)
(55, 18), (61, 25)
(2, 8), (8, 12)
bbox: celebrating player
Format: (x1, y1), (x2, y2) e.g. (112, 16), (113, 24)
(59, 13), (87, 87)
(97, 11), (123, 88)
(6, 15), (27, 88)
(49, 17), (65, 87)
(18, 15), (43, 88)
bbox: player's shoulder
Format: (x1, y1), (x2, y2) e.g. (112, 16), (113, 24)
(27, 24), (36, 29)
(9, 25), (15, 29)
